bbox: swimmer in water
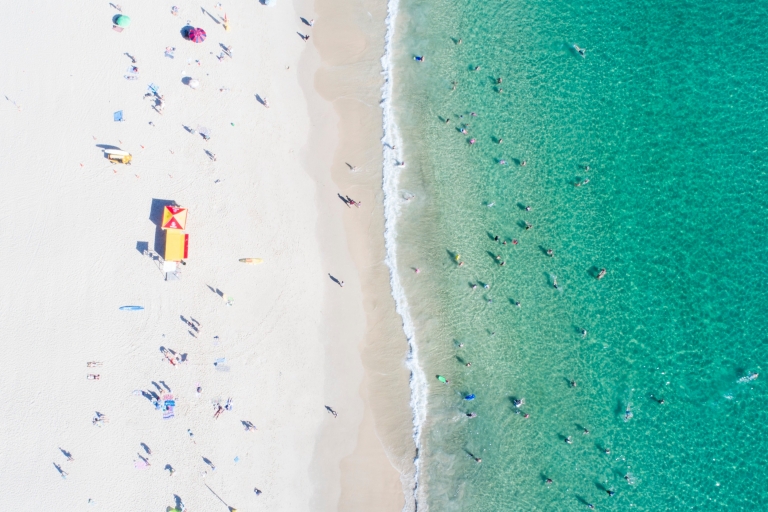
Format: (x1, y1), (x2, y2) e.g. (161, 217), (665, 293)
(521, 160), (527, 166)
(414, 55), (425, 62)
(474, 65), (481, 71)
(515, 301), (521, 308)
(525, 205), (531, 211)
(565, 436), (572, 444)
(466, 412), (477, 418)
(597, 268), (606, 279)
(581, 329), (587, 338)
(545, 478), (553, 485)
(498, 138), (503, 144)
(547, 249), (554, 257)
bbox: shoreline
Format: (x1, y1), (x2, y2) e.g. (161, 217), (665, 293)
(301, 0), (417, 508)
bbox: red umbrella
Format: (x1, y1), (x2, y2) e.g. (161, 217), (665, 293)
(188, 28), (206, 43)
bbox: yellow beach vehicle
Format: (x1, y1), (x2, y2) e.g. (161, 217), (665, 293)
(105, 149), (132, 164)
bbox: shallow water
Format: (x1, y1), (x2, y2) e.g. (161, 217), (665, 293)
(389, 0), (768, 509)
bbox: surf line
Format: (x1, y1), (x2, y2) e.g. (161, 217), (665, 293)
(380, 0), (426, 509)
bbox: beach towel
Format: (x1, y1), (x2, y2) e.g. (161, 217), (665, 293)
(113, 110), (124, 122)
(163, 406), (175, 420)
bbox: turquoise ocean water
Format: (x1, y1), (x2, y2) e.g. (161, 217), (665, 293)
(386, 0), (768, 509)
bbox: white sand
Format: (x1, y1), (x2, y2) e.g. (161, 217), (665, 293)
(0, 1), (396, 510)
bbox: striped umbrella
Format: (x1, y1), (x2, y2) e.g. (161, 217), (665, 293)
(188, 27), (207, 43)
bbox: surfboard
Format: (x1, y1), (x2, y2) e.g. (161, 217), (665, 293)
(119, 305), (144, 311)
(238, 258), (263, 264)
(104, 149), (131, 156)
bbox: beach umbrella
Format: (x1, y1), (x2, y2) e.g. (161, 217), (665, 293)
(162, 205), (188, 230)
(114, 15), (131, 28)
(188, 79), (200, 89)
(188, 27), (207, 43)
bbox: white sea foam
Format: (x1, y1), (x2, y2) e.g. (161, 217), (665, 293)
(380, 0), (428, 510)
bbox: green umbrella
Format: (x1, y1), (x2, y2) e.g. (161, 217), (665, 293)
(115, 15), (131, 28)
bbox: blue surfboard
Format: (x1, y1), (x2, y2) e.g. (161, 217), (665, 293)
(119, 305), (144, 311)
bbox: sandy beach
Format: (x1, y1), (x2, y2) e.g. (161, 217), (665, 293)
(0, 1), (410, 511)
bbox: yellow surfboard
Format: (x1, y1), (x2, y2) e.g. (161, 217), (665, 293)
(239, 258), (263, 264)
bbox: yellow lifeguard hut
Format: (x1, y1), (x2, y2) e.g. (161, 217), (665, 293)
(161, 205), (189, 265)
